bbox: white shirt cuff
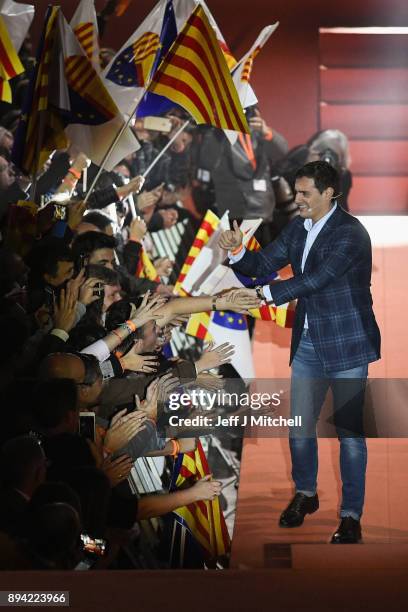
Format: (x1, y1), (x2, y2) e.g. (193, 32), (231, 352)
(262, 285), (274, 304)
(228, 246), (246, 263)
(51, 328), (69, 342)
(81, 339), (111, 363)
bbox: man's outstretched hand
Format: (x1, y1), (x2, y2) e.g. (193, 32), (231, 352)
(219, 220), (243, 251)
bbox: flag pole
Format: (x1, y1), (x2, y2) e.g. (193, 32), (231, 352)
(83, 113), (190, 205)
(83, 108), (137, 205)
(29, 110), (47, 202)
(141, 119), (190, 178)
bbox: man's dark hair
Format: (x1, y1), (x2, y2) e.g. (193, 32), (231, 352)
(32, 379), (78, 432)
(72, 231), (116, 264)
(26, 238), (73, 288)
(295, 161), (340, 196)
(83, 211), (113, 232)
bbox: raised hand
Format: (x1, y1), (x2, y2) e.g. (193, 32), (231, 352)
(195, 342), (235, 373)
(218, 220), (243, 251)
(104, 409), (147, 454)
(78, 277), (103, 306)
(102, 454), (134, 487)
(129, 217), (147, 242)
(53, 284), (78, 333)
(120, 349), (159, 374)
(131, 291), (168, 328)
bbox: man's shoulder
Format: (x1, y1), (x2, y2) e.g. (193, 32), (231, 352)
(334, 207), (370, 238)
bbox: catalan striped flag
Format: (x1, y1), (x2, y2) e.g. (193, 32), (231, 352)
(0, 15), (25, 103)
(147, 4), (249, 133)
(71, 0), (100, 71)
(174, 209), (220, 294)
(135, 247), (160, 282)
(170, 440), (230, 564)
(12, 6), (66, 176)
(240, 46), (262, 83)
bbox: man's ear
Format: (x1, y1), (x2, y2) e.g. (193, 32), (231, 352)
(326, 186), (335, 201)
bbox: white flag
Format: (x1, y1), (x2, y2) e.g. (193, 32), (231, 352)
(56, 11), (140, 170)
(224, 23), (279, 144)
(70, 0), (100, 72)
(0, 0), (34, 52)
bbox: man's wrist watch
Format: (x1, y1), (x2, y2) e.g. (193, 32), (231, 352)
(255, 285), (265, 301)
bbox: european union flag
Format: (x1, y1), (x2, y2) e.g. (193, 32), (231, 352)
(136, 0), (179, 118)
(211, 311), (248, 331)
(105, 32), (160, 88)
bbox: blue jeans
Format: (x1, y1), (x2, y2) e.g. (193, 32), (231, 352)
(290, 329), (368, 520)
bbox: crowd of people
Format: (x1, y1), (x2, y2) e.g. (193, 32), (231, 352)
(0, 28), (354, 570)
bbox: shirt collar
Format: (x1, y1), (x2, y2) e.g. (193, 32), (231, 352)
(304, 203), (337, 232)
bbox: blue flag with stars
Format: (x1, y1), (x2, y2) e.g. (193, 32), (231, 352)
(136, 0), (181, 118)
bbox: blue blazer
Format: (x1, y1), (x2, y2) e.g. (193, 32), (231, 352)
(231, 206), (381, 372)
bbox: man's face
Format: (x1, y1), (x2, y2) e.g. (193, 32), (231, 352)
(0, 156), (15, 190)
(103, 283), (122, 312)
(0, 131), (13, 152)
(89, 248), (115, 269)
(46, 260), (75, 287)
(294, 176), (333, 223)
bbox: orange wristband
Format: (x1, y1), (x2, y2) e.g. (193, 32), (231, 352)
(231, 244), (243, 256)
(126, 320), (137, 333)
(68, 167), (81, 180)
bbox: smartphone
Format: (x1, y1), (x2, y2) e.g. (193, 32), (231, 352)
(143, 116), (172, 133)
(80, 534), (107, 557)
(93, 282), (104, 298)
(79, 412), (95, 442)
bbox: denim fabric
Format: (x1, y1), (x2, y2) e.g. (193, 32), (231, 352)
(290, 329), (368, 519)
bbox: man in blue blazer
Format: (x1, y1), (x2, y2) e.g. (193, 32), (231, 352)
(219, 161), (381, 543)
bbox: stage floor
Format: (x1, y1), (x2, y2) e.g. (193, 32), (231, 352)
(231, 216), (408, 569)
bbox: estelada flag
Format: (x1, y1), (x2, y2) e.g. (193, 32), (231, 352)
(170, 439), (230, 562)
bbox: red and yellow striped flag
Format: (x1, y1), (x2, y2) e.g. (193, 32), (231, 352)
(240, 46), (261, 83)
(185, 311), (213, 342)
(0, 15), (25, 103)
(73, 22), (95, 61)
(71, 0), (100, 71)
(174, 209), (220, 295)
(135, 247), (160, 282)
(12, 6), (68, 175)
(171, 440), (230, 561)
(246, 235), (295, 328)
(147, 4), (249, 133)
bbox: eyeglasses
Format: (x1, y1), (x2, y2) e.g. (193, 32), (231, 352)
(76, 353), (102, 387)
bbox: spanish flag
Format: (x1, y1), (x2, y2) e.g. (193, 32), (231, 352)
(147, 4), (249, 133)
(135, 247), (160, 282)
(170, 440), (230, 565)
(0, 15), (25, 103)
